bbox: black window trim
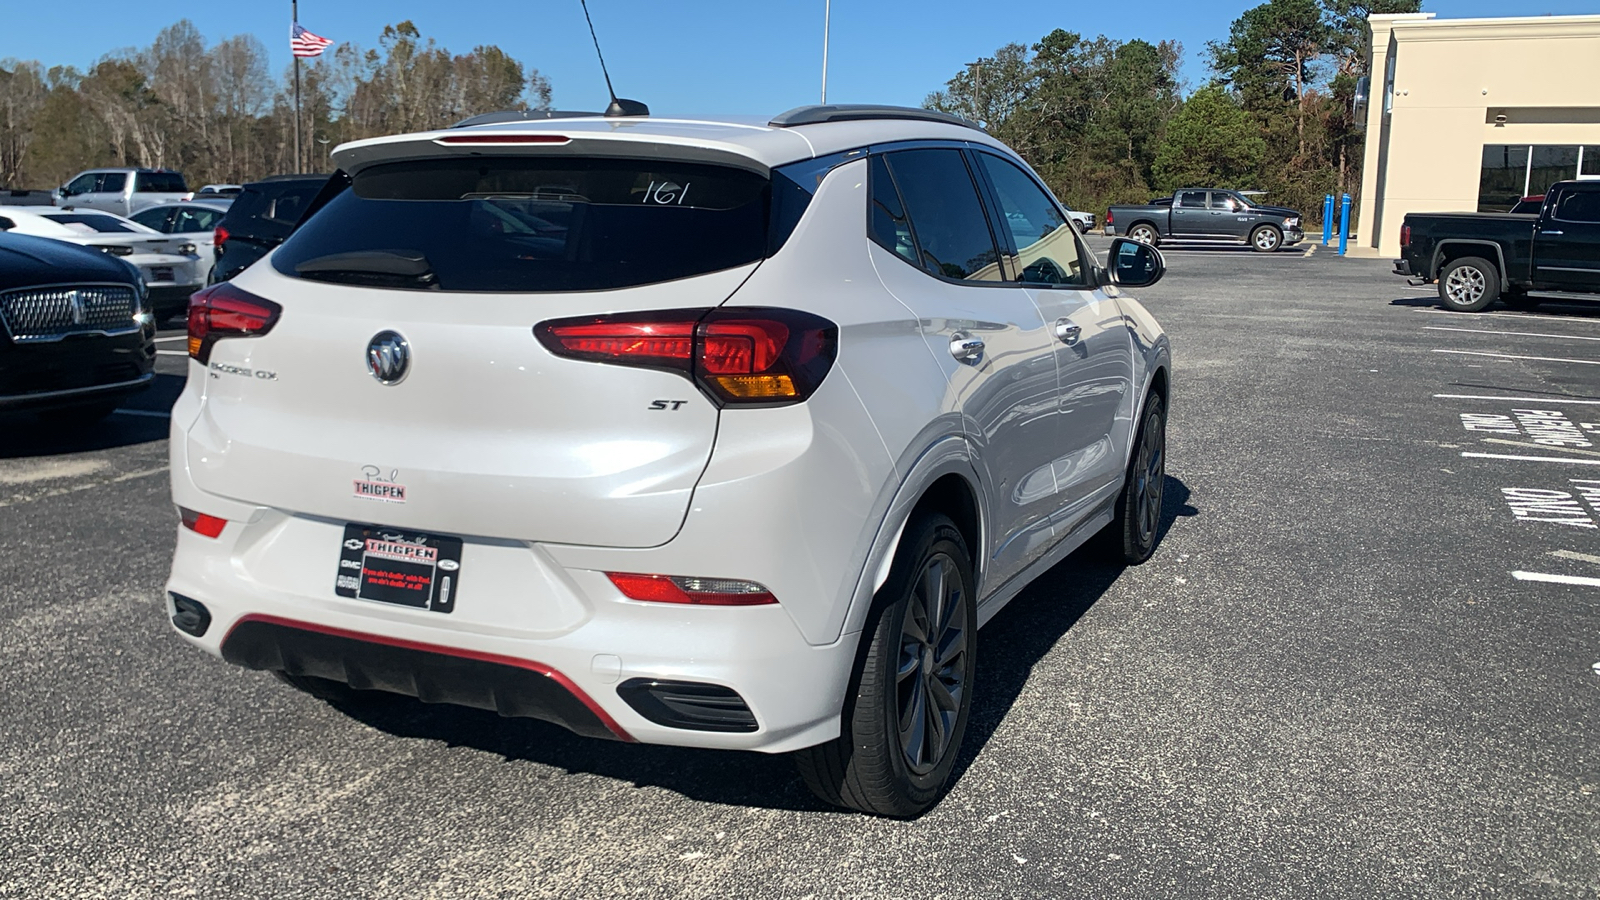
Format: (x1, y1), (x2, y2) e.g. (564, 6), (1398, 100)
(968, 147), (1100, 292)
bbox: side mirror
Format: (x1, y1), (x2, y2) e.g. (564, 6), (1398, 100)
(56, 187), (69, 198)
(1106, 237), (1165, 288)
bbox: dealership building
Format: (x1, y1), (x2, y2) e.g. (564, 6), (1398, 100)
(1356, 12), (1600, 257)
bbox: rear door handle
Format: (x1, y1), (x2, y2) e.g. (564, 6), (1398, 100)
(949, 333), (985, 363)
(1055, 319), (1081, 345)
(1542, 230), (1564, 236)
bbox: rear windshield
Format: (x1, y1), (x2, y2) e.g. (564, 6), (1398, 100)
(135, 172), (188, 193)
(272, 157), (772, 292)
(43, 213), (139, 233)
(223, 182), (323, 238)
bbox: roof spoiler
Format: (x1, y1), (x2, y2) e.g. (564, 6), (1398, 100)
(451, 109), (605, 129)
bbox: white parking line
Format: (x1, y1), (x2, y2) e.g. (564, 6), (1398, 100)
(1424, 326), (1600, 343)
(1418, 308), (1600, 325)
(153, 335), (187, 343)
(1479, 438), (1600, 459)
(1512, 570), (1600, 588)
(1462, 452), (1600, 465)
(112, 408), (170, 419)
(1433, 349), (1600, 366)
(156, 350), (188, 356)
(1549, 549), (1600, 565)
(1435, 394), (1600, 405)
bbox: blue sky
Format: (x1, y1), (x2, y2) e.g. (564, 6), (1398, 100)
(3, 1), (1598, 115)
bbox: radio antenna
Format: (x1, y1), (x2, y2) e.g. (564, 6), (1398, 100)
(579, 0), (648, 117)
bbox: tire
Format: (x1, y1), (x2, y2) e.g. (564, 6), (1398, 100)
(1249, 225), (1282, 252)
(1102, 392), (1167, 564)
(1128, 223), (1160, 247)
(1073, 219), (1089, 234)
(795, 513), (977, 818)
(37, 401), (118, 428)
(1437, 256), (1500, 312)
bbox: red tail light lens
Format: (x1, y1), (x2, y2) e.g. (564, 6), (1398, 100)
(607, 572), (777, 606)
(179, 507), (227, 538)
(188, 282), (282, 363)
(213, 225), (229, 250)
(534, 307), (837, 405)
(1105, 209), (1114, 226)
(1400, 223), (1411, 248)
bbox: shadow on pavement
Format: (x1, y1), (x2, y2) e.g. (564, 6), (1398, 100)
(1388, 294), (1600, 319)
(326, 475), (1199, 816)
(0, 372), (183, 460)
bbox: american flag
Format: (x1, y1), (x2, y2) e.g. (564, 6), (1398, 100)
(290, 22), (334, 58)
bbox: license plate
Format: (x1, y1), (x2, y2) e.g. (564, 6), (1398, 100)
(150, 267), (174, 282)
(334, 524), (462, 613)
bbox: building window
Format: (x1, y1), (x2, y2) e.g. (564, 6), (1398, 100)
(1479, 144), (1592, 212)
(1479, 145), (1530, 212)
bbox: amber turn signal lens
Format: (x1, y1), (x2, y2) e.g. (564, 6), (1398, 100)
(709, 374), (796, 399)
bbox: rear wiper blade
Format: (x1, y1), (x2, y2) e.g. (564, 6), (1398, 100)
(294, 249), (438, 287)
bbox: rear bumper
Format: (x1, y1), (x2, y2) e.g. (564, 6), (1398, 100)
(1394, 258), (1431, 284)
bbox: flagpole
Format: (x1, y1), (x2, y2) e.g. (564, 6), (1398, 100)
(292, 0), (302, 173)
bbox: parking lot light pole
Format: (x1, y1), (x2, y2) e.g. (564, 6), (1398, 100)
(1323, 194), (1335, 246)
(1338, 193), (1351, 256)
(820, 0), (830, 104)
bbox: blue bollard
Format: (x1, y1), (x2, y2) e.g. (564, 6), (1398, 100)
(1338, 193), (1351, 256)
(1322, 194), (1334, 245)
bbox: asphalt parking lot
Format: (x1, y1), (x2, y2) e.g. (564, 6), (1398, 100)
(2, 238), (1597, 899)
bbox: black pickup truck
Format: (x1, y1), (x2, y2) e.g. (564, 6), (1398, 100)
(1106, 189), (1304, 252)
(1395, 179), (1600, 311)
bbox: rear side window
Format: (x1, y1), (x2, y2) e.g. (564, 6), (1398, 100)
(1177, 191), (1207, 208)
(222, 183), (322, 240)
(99, 173), (127, 193)
(129, 207), (172, 231)
(172, 206), (222, 232)
(1552, 188), (1600, 223)
(135, 172), (188, 193)
(882, 149), (1002, 282)
(274, 158), (772, 292)
(868, 155), (919, 267)
(42, 213), (138, 233)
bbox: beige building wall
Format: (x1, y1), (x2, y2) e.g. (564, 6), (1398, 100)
(1356, 13), (1600, 257)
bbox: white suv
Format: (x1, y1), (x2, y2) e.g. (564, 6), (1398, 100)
(165, 105), (1171, 817)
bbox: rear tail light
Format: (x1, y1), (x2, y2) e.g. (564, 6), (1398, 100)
(213, 225), (229, 251)
(607, 573), (777, 606)
(1400, 223), (1411, 248)
(1105, 209), (1114, 226)
(187, 282), (281, 363)
(534, 307), (837, 405)
(178, 507), (227, 538)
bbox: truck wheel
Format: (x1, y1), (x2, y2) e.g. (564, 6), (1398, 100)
(1129, 224), (1160, 247)
(1073, 219), (1089, 234)
(1438, 257), (1500, 312)
(795, 512), (976, 818)
(1249, 225), (1282, 252)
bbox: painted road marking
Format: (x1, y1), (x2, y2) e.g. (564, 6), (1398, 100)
(1461, 452), (1600, 465)
(1500, 483), (1600, 528)
(1549, 549), (1600, 566)
(153, 335), (188, 343)
(1512, 570), (1600, 588)
(1433, 349), (1600, 367)
(156, 350), (188, 356)
(0, 466), (167, 509)
(1419, 308), (1600, 325)
(1424, 325), (1600, 343)
(111, 408), (171, 419)
(1461, 408), (1595, 447)
(1436, 394), (1600, 405)
(1481, 438), (1600, 458)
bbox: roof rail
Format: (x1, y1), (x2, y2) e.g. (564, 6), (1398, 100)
(768, 104), (982, 131)
(452, 109), (604, 129)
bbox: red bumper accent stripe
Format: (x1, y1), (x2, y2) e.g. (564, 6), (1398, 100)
(226, 613), (635, 742)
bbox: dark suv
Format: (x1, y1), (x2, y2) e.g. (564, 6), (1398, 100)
(209, 175), (329, 284)
(0, 232), (155, 423)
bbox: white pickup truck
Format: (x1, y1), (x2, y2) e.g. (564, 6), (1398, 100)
(56, 168), (192, 217)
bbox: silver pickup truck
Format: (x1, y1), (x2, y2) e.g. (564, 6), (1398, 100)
(1106, 188), (1304, 252)
(56, 168), (191, 217)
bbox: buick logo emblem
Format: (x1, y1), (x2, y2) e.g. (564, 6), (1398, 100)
(366, 331), (410, 385)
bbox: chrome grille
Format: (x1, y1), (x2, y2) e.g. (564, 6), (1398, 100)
(0, 284), (140, 343)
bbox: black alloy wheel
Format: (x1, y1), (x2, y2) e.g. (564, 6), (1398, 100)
(795, 512), (976, 818)
(1104, 393), (1167, 564)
